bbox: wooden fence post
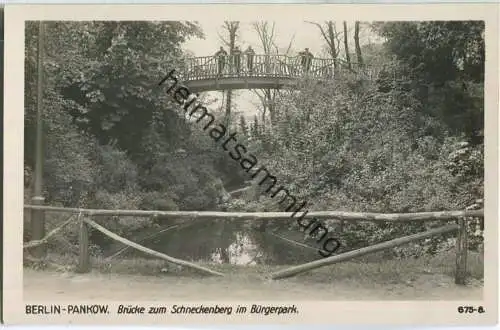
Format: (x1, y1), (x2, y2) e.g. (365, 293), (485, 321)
(77, 214), (90, 273)
(455, 217), (468, 285)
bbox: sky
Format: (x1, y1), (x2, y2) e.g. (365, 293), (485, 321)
(181, 20), (383, 121)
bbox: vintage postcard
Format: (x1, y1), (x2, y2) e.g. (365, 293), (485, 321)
(3, 3), (499, 326)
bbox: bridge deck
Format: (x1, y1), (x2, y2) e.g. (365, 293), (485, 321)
(184, 76), (301, 93)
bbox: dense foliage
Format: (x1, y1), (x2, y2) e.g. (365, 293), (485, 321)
(225, 21), (484, 264)
(24, 21), (245, 261)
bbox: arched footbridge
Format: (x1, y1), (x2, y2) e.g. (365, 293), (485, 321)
(180, 54), (370, 93)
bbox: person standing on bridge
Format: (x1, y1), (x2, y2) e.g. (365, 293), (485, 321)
(233, 46), (243, 75)
(298, 49), (306, 72)
(244, 46), (255, 74)
(214, 47), (228, 75)
(303, 48), (314, 72)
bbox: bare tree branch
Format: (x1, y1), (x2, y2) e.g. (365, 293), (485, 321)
(284, 33), (296, 54)
(306, 20), (341, 67)
(218, 21), (240, 126)
(343, 21), (351, 69)
(252, 21), (283, 126)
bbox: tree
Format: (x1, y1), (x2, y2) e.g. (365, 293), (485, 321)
(372, 21), (485, 140)
(218, 21), (240, 126)
(251, 115), (260, 138)
(343, 21), (351, 70)
(252, 21), (281, 126)
(306, 21), (341, 70)
(42, 21), (204, 157)
(239, 115), (248, 137)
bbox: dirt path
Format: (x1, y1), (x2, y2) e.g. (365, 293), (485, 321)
(24, 269), (483, 301)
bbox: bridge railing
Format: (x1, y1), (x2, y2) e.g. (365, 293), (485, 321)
(181, 54), (341, 81)
(180, 54), (401, 85)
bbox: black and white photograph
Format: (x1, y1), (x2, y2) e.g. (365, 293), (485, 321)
(3, 3), (498, 326)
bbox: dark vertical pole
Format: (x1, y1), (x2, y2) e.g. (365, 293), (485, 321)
(30, 21), (46, 258)
(455, 217), (468, 285)
(77, 216), (90, 273)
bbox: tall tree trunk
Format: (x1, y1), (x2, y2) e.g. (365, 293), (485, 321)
(354, 21), (363, 67)
(221, 21), (239, 126)
(225, 32), (235, 127)
(253, 22), (279, 126)
(267, 92), (276, 125)
(261, 105), (267, 128)
(343, 21), (351, 70)
(306, 21), (340, 71)
(327, 21), (338, 70)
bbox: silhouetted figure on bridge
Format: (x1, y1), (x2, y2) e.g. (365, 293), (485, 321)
(300, 48), (314, 72)
(299, 49), (306, 71)
(214, 47), (228, 75)
(306, 49), (314, 72)
(244, 46), (255, 74)
(233, 46), (242, 74)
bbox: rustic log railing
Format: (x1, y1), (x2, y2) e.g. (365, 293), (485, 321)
(23, 204), (483, 284)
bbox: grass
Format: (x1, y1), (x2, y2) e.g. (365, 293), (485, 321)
(286, 250), (484, 285)
(24, 249), (484, 286)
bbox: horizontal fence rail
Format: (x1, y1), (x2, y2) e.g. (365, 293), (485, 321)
(23, 205), (484, 222)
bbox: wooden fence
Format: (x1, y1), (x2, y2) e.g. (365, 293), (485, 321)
(23, 204), (483, 284)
